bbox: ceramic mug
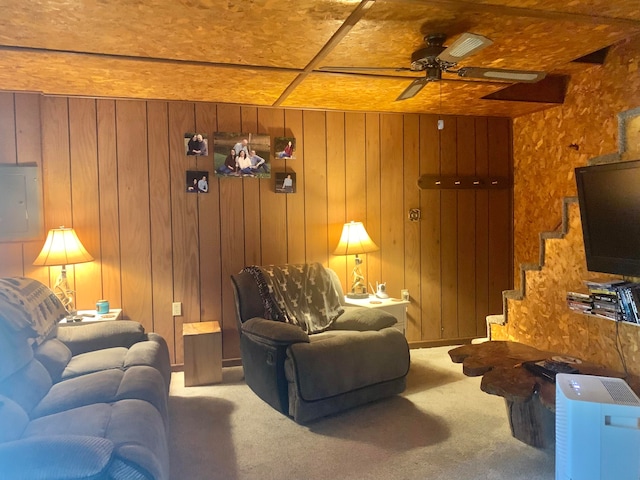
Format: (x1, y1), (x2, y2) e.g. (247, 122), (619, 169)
(96, 299), (109, 314)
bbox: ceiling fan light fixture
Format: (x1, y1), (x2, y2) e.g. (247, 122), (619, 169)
(437, 33), (493, 63)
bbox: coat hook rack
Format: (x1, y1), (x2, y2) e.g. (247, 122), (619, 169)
(417, 175), (511, 190)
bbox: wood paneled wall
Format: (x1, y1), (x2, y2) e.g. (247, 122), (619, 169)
(0, 92), (512, 364)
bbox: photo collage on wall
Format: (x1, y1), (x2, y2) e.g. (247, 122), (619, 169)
(182, 132), (297, 193)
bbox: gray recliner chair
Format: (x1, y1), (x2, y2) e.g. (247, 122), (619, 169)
(231, 263), (410, 424)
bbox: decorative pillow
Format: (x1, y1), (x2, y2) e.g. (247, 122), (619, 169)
(332, 307), (397, 331)
(0, 277), (67, 344)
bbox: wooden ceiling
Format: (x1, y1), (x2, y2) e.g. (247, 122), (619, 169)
(0, 0), (639, 117)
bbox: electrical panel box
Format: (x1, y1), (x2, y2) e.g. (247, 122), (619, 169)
(0, 165), (43, 242)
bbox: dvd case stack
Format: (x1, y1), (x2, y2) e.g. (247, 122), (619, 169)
(583, 278), (636, 322)
(566, 291), (593, 314)
(614, 283), (640, 324)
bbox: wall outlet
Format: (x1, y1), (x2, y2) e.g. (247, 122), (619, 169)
(172, 302), (182, 316)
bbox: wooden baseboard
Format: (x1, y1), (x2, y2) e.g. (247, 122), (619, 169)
(171, 357), (243, 371)
(408, 337), (477, 349)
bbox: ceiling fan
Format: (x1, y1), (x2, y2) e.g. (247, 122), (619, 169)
(320, 32), (546, 101)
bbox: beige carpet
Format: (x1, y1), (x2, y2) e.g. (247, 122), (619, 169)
(168, 345), (555, 480)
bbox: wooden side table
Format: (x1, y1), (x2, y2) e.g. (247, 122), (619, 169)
(62, 309), (123, 323)
(344, 295), (409, 334)
(183, 321), (222, 387)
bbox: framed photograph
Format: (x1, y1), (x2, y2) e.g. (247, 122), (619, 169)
(184, 133), (209, 156)
(213, 132), (271, 178)
(275, 172), (296, 193)
(186, 170), (209, 193)
(274, 136), (296, 159)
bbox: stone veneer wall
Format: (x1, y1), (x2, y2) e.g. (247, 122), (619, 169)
(495, 36), (640, 376)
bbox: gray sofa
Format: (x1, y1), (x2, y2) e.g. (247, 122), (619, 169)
(231, 263), (410, 424)
(0, 277), (171, 480)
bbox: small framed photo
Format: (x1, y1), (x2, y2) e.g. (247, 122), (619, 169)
(274, 137), (296, 159)
(184, 133), (209, 156)
(275, 172), (296, 193)
(186, 170), (209, 193)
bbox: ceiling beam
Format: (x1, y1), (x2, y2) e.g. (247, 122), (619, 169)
(272, 0), (377, 107)
(382, 0), (640, 27)
(0, 44), (303, 74)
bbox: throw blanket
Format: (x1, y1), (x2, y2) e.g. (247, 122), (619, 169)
(0, 277), (67, 344)
(242, 263), (344, 334)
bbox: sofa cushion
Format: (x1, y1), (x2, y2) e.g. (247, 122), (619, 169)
(57, 321), (146, 356)
(27, 400), (169, 480)
(124, 334), (172, 392)
(106, 399), (169, 480)
(0, 395), (29, 442)
(32, 366), (168, 422)
(0, 435), (114, 480)
(332, 306), (397, 331)
(0, 277), (67, 344)
(0, 359), (53, 416)
(31, 369), (122, 419)
(34, 339), (72, 383)
(61, 339), (171, 393)
(62, 346), (129, 380)
(25, 403), (113, 437)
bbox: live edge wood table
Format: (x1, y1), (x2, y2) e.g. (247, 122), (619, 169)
(448, 341), (629, 449)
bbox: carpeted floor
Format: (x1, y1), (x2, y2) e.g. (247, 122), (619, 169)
(168, 345), (555, 480)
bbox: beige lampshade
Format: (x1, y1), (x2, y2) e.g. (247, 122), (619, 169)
(333, 221), (379, 256)
(33, 227), (94, 267)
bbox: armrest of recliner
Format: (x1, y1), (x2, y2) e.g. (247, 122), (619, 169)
(57, 320), (147, 356)
(241, 317), (310, 346)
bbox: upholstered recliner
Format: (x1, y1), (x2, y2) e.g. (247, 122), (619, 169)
(231, 263), (410, 424)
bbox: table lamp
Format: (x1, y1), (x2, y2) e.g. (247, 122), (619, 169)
(33, 226), (94, 313)
(334, 221), (379, 299)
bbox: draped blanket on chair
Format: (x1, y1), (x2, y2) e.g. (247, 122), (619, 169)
(241, 263), (344, 334)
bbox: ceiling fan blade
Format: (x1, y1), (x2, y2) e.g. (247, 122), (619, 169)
(457, 67), (546, 83)
(319, 66), (413, 73)
(437, 33), (493, 63)
(395, 78), (430, 101)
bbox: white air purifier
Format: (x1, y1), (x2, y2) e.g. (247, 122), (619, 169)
(556, 373), (640, 480)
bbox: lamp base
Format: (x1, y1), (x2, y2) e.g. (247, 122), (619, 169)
(346, 292), (370, 300)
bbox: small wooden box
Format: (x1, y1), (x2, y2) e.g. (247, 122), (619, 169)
(183, 321), (222, 387)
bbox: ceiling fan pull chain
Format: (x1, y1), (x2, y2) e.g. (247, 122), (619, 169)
(438, 82), (444, 130)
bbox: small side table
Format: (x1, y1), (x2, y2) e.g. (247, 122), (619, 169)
(62, 309), (123, 323)
(183, 321), (222, 387)
(344, 296), (409, 334)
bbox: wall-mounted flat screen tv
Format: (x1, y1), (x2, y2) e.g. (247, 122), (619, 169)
(575, 159), (640, 277)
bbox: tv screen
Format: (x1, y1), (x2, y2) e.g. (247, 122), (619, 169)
(575, 159), (640, 277)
